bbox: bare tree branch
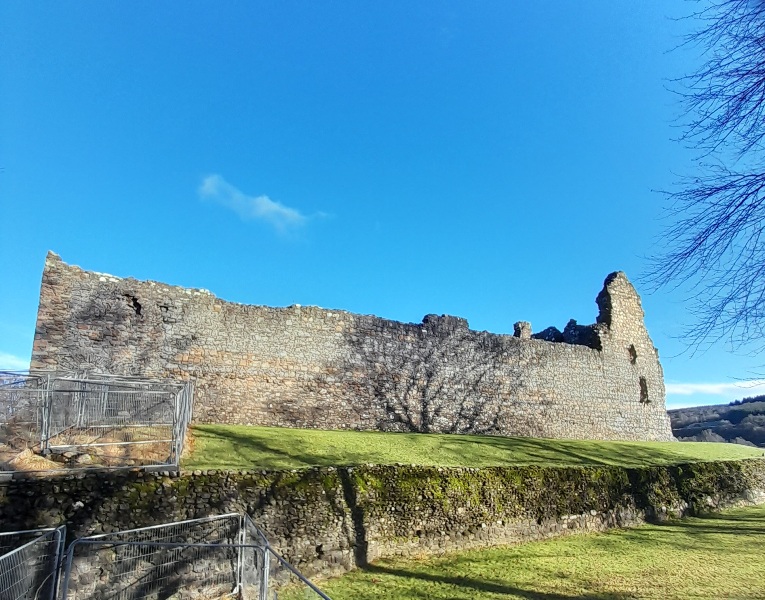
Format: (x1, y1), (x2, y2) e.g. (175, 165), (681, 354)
(647, 0), (765, 351)
(677, 0), (765, 155)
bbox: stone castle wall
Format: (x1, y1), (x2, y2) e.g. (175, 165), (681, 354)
(30, 252), (673, 441)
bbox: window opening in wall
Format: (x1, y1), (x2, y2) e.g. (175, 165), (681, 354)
(639, 377), (649, 403)
(124, 294), (142, 316)
(628, 344), (637, 364)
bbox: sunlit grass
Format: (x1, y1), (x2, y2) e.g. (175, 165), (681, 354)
(182, 425), (763, 470)
(318, 504), (765, 599)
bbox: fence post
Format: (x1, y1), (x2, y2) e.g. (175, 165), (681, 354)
(171, 381), (194, 469)
(72, 381), (88, 428)
(49, 526), (66, 600)
(236, 514), (245, 598)
(59, 540), (77, 600)
(40, 373), (52, 455)
(170, 388), (180, 467)
(259, 549), (270, 600)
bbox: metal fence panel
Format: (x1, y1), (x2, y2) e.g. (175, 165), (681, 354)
(0, 373), (47, 465)
(0, 526), (65, 600)
(171, 381), (194, 466)
(45, 378), (176, 464)
(0, 372), (193, 473)
(62, 515), (243, 600)
(259, 549), (332, 600)
(241, 515), (330, 600)
(61, 515), (331, 600)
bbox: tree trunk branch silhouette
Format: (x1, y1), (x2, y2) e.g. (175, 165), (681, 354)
(647, 0), (765, 351)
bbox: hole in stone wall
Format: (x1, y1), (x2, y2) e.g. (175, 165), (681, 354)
(158, 303), (178, 324)
(628, 344), (637, 364)
(639, 377), (649, 403)
(124, 295), (142, 316)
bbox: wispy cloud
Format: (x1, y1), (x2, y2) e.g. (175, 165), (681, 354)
(199, 174), (309, 232)
(665, 379), (765, 409)
(666, 380), (765, 397)
(0, 352), (29, 371)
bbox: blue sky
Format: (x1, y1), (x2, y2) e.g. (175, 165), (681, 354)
(2, 1), (763, 409)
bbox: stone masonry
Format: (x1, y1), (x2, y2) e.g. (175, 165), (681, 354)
(2, 461), (764, 580)
(30, 252), (674, 441)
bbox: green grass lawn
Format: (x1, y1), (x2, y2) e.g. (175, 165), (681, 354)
(316, 504), (765, 599)
(183, 425), (764, 470)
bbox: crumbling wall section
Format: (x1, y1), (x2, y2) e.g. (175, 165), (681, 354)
(31, 252), (673, 441)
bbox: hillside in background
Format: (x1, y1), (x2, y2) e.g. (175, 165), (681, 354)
(669, 395), (765, 447)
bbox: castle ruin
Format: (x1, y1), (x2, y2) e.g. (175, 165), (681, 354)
(30, 252), (674, 441)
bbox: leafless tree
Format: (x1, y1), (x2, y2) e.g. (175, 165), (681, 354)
(647, 0), (765, 350)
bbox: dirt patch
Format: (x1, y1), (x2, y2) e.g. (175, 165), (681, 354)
(182, 428), (196, 460)
(1, 425), (186, 472)
(2, 448), (61, 472)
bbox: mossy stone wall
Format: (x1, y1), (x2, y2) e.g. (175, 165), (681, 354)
(1, 460), (763, 579)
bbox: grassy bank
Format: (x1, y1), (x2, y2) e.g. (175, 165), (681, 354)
(183, 425), (763, 470)
(317, 504), (765, 599)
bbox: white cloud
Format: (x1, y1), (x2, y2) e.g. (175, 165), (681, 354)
(665, 380), (765, 397)
(0, 352), (29, 371)
(665, 379), (765, 409)
(199, 174), (308, 232)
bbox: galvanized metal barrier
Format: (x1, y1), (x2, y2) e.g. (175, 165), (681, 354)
(0, 526), (66, 600)
(60, 514), (331, 600)
(0, 371), (193, 473)
(0, 517), (329, 600)
(0, 373), (44, 460)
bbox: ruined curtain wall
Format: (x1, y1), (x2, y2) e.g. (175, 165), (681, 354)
(31, 253), (673, 441)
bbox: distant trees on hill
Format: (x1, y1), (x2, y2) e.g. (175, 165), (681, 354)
(730, 394), (765, 406)
(669, 399), (765, 447)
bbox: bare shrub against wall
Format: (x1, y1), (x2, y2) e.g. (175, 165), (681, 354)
(347, 315), (521, 434)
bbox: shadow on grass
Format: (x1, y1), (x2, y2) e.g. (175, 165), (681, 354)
(433, 435), (753, 468)
(358, 563), (636, 600)
(552, 506), (765, 556)
(665, 507), (763, 534)
(338, 508), (765, 600)
(184, 426), (375, 469)
(185, 425), (761, 470)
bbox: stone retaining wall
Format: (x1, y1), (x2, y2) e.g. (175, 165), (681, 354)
(2, 460), (763, 580)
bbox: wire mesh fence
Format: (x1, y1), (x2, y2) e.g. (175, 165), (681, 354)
(239, 515), (332, 600)
(259, 546), (333, 600)
(60, 514), (330, 600)
(0, 371), (193, 474)
(0, 373), (45, 466)
(0, 526), (65, 600)
(62, 515), (242, 600)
